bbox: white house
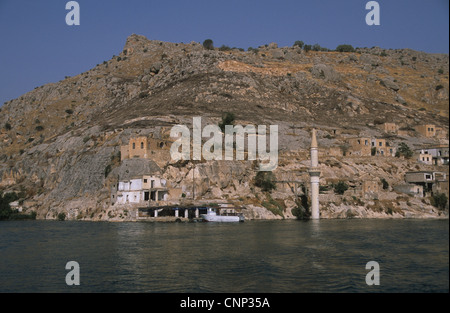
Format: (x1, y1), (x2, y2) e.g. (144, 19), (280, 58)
(115, 178), (144, 204)
(415, 146), (449, 166)
(112, 176), (169, 205)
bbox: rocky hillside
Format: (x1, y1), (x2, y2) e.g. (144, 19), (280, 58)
(0, 34), (448, 220)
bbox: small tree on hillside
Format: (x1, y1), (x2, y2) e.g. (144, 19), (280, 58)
(336, 44), (355, 52)
(431, 193), (448, 210)
(292, 186), (310, 220)
(293, 41), (304, 49)
(254, 171), (277, 192)
(395, 142), (414, 159)
(334, 181), (349, 195)
(218, 112), (235, 133)
(381, 178), (389, 190)
(202, 39), (214, 50)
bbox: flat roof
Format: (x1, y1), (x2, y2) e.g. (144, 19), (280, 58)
(405, 171), (446, 174)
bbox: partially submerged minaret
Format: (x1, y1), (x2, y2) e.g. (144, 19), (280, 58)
(309, 128), (320, 219)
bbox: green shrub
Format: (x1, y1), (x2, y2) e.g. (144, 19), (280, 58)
(438, 69), (444, 74)
(381, 178), (389, 190)
(0, 193), (13, 220)
(431, 193), (448, 210)
(336, 44), (355, 52)
(57, 212), (66, 221)
(312, 44), (322, 51)
(218, 112), (235, 133)
(4, 122), (11, 130)
(334, 181), (349, 195)
(435, 85), (444, 91)
(293, 40), (304, 49)
(219, 45), (231, 51)
(262, 197), (284, 217)
(396, 142), (413, 159)
(0, 193), (36, 220)
(202, 39), (214, 50)
(254, 171), (277, 192)
(292, 192), (310, 220)
(104, 164), (112, 178)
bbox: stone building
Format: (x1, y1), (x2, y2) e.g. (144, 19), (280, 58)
(433, 180), (449, 197)
(382, 122), (398, 133)
(346, 137), (371, 156)
(404, 171), (448, 197)
(111, 175), (171, 205)
(346, 137), (395, 156)
(110, 174), (185, 206)
(120, 135), (173, 168)
(415, 124), (436, 137)
(415, 146), (449, 166)
(120, 136), (172, 161)
(371, 138), (395, 156)
(362, 179), (379, 195)
(394, 184), (424, 197)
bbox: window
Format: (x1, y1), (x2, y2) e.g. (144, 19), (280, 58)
(357, 139), (361, 145)
(144, 179), (147, 183)
(132, 142), (135, 149)
(365, 140), (368, 145)
(379, 142), (382, 147)
(425, 174), (431, 180)
(141, 142), (144, 149)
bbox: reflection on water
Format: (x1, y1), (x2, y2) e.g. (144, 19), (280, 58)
(0, 219), (448, 292)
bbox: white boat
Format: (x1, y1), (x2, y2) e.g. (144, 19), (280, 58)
(200, 208), (244, 222)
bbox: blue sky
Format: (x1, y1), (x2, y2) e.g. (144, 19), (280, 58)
(0, 0), (448, 107)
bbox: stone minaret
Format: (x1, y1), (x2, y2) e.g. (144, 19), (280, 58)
(309, 128), (320, 219)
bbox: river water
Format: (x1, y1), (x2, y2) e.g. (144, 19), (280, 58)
(0, 219), (448, 293)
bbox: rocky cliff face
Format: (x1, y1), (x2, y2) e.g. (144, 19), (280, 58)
(0, 34), (448, 220)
